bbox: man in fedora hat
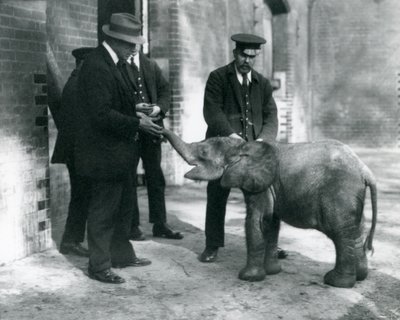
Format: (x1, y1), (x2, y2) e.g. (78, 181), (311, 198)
(52, 47), (95, 258)
(74, 13), (162, 284)
(199, 33), (288, 263)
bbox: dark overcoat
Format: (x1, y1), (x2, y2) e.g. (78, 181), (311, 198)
(74, 45), (140, 180)
(203, 61), (278, 141)
(51, 69), (79, 164)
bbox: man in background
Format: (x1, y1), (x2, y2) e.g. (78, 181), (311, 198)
(51, 47), (94, 257)
(126, 30), (183, 241)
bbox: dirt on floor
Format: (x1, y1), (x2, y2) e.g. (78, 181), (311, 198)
(0, 148), (399, 320)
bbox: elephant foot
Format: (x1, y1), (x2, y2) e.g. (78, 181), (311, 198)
(238, 265), (266, 282)
(264, 259), (282, 275)
(356, 255), (368, 281)
(323, 269), (356, 288)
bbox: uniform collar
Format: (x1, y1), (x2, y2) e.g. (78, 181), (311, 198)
(234, 63), (252, 85)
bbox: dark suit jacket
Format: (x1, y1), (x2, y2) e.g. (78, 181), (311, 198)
(74, 45), (140, 180)
(203, 61), (278, 142)
(51, 69), (79, 164)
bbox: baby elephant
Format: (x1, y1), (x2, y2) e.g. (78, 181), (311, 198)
(162, 128), (377, 288)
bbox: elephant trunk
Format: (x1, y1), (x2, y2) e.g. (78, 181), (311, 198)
(162, 128), (197, 165)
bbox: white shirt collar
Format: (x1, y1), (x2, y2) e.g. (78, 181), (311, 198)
(102, 41), (119, 65)
(234, 64), (252, 85)
(127, 54), (140, 70)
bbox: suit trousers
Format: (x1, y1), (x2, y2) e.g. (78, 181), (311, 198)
(61, 161), (90, 244)
(131, 132), (166, 227)
(87, 175), (135, 272)
(205, 179), (231, 248)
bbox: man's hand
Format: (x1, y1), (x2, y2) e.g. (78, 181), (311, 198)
(135, 103), (153, 116)
(137, 112), (163, 137)
(136, 103), (162, 117)
(149, 105), (161, 117)
(229, 133), (245, 141)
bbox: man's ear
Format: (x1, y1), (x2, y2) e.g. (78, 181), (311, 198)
(221, 142), (277, 193)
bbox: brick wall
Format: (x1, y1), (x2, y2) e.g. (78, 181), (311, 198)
(0, 1), (50, 263)
(309, 0), (400, 147)
(46, 0), (97, 243)
(0, 0), (97, 264)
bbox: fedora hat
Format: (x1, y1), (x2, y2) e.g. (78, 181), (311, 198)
(102, 13), (145, 44)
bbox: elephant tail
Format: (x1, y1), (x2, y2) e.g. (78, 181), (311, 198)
(363, 167), (378, 255)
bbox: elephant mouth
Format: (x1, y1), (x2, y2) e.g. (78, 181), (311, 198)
(184, 163), (224, 181)
(184, 164), (202, 180)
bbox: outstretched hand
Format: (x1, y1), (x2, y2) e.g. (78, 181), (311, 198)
(137, 112), (163, 137)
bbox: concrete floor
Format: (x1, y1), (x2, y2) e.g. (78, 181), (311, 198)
(0, 148), (399, 320)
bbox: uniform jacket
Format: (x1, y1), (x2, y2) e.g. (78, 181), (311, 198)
(138, 52), (170, 120)
(203, 61), (278, 142)
(74, 45), (140, 180)
(51, 69), (79, 164)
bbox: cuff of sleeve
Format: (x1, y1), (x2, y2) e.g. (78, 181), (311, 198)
(149, 105), (161, 117)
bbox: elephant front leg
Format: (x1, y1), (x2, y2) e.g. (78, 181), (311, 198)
(239, 192), (267, 282)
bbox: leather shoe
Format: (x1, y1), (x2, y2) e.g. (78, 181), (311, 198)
(59, 242), (89, 257)
(199, 246), (218, 263)
(88, 268), (125, 284)
(152, 223), (183, 240)
(112, 257), (152, 268)
(277, 247), (288, 259)
(129, 226), (146, 241)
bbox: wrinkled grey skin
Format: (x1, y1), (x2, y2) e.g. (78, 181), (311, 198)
(163, 128), (378, 288)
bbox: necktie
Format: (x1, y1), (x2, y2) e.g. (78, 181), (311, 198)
(242, 72), (248, 90)
(130, 57), (139, 72)
(117, 59), (130, 85)
(117, 59), (136, 89)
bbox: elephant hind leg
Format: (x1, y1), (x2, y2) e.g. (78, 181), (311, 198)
(355, 245), (368, 281)
(355, 221), (368, 281)
(324, 230), (357, 288)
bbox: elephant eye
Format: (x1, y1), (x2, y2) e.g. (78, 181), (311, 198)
(198, 145), (210, 159)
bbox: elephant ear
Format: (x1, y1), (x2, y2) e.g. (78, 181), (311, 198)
(221, 142), (278, 193)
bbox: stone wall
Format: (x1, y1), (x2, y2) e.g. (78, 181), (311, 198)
(308, 0), (400, 147)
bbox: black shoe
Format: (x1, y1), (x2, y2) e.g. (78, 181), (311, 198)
(199, 246), (219, 263)
(88, 268), (125, 284)
(152, 223), (183, 240)
(60, 242), (90, 257)
(129, 226), (146, 241)
(277, 247), (288, 259)
(112, 257), (152, 268)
